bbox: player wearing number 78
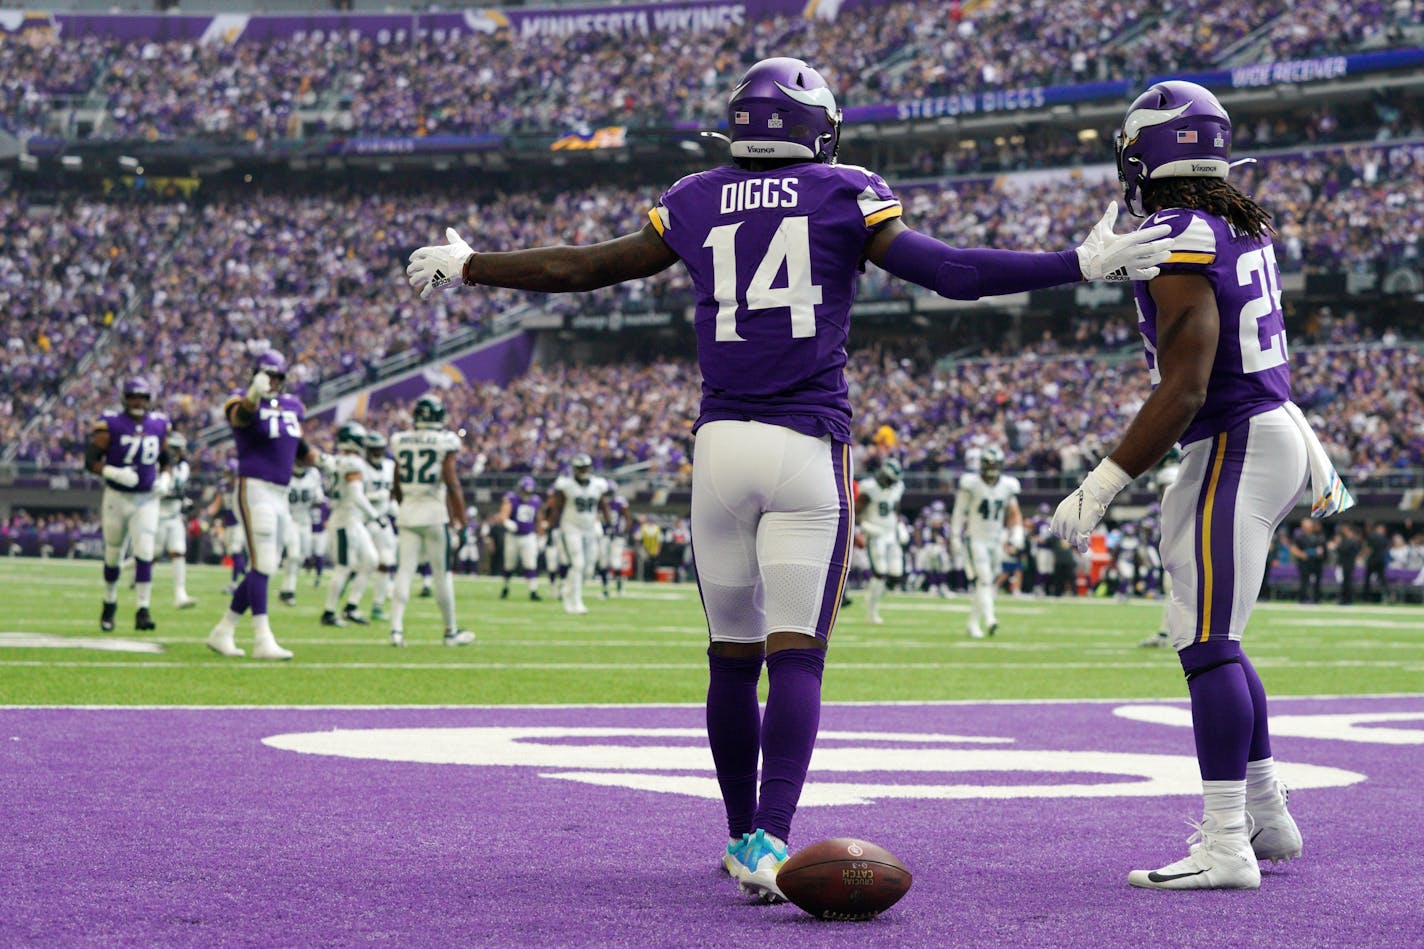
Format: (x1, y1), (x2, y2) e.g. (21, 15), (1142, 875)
(1050, 80), (1355, 890)
(407, 56), (1172, 902)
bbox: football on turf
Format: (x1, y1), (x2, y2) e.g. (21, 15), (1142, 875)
(776, 837), (912, 921)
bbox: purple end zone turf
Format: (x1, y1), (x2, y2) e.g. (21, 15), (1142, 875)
(2, 698), (1421, 947)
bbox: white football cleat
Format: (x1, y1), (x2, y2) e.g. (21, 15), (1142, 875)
(206, 624), (244, 658)
(1128, 817), (1260, 890)
(252, 632), (293, 661)
(175, 595), (198, 610)
(1248, 782), (1303, 864)
(967, 624), (985, 639)
(443, 629), (475, 646)
(731, 829), (788, 903)
(868, 612), (884, 625)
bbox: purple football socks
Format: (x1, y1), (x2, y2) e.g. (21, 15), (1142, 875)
(753, 647), (826, 843)
(706, 651), (763, 839)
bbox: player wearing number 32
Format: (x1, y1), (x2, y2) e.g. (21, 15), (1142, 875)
(388, 394), (474, 648)
(408, 57), (1172, 902)
(206, 350), (328, 661)
(1050, 81), (1355, 891)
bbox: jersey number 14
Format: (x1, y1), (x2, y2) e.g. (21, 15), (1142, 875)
(703, 216), (824, 341)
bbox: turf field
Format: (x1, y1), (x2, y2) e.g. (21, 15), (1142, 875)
(1, 558), (1421, 706)
(5, 558), (1424, 946)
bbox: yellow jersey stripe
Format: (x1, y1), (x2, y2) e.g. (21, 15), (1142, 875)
(864, 206), (903, 228)
(647, 207), (665, 236)
(1168, 251), (1215, 265)
(1197, 434), (1229, 643)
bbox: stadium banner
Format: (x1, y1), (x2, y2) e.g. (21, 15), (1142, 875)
(330, 134), (505, 156)
(1156, 46), (1424, 91)
(44, 2), (867, 44)
(567, 311), (676, 332)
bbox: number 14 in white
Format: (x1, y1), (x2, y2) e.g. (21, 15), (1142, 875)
(703, 216), (824, 342)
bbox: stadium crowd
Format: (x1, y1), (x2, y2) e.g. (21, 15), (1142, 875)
(1, 0), (1415, 140)
(4, 136), (1422, 465)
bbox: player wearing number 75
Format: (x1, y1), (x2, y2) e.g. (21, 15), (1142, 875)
(407, 56), (1172, 903)
(1050, 80), (1355, 891)
(205, 350), (331, 661)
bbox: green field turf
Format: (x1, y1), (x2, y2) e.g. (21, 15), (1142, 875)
(1, 558), (1420, 706)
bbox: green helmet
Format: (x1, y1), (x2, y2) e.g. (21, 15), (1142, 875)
(336, 421), (368, 453)
(413, 393), (446, 429)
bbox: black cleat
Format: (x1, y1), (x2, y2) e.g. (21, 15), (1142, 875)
(987, 622), (998, 637)
(279, 591), (297, 606)
(342, 605), (370, 626)
(100, 602), (117, 632)
(320, 610), (345, 627)
(135, 607), (156, 631)
(499, 587), (509, 600)
(529, 591), (542, 602)
(419, 586), (433, 599)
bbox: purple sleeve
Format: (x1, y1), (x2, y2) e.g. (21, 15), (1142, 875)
(878, 229), (1082, 300)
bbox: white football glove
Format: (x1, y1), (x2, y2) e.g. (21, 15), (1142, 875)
(246, 371), (271, 404)
(316, 452), (338, 475)
(1074, 203), (1173, 282)
(1052, 458), (1133, 553)
(406, 227), (475, 301)
(101, 464), (140, 488)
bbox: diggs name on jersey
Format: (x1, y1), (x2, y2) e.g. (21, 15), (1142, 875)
(720, 177), (799, 215)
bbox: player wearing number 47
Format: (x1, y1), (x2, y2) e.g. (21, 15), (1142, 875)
(206, 350), (331, 661)
(407, 56), (1172, 902)
(1050, 80), (1355, 891)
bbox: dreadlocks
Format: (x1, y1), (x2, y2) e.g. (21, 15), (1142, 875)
(1143, 177), (1274, 241)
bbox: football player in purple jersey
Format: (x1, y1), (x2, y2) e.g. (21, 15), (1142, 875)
(1051, 81), (1355, 890)
(408, 56), (1171, 902)
(84, 376), (170, 632)
(497, 475), (545, 601)
(206, 351), (328, 661)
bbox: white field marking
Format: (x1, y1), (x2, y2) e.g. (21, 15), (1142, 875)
(0, 632), (164, 653)
(1115, 705), (1424, 744)
(1284, 619), (1424, 631)
(261, 725), (1364, 804)
(7, 692), (1422, 709)
(1, 658), (1420, 672)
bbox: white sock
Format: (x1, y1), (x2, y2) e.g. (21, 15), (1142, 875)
(1246, 757), (1280, 807)
(435, 573), (456, 629)
(254, 614), (273, 639)
(172, 558), (187, 598)
(1202, 779), (1248, 834)
(217, 609), (242, 632)
(135, 582), (152, 609)
(868, 577), (884, 614)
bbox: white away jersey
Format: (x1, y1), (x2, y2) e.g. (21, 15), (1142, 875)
(391, 429), (462, 526)
(365, 456), (395, 520)
(158, 460), (190, 519)
(325, 453), (369, 526)
(858, 477), (905, 534)
(553, 474), (610, 533)
(955, 473), (1021, 540)
(287, 466), (325, 524)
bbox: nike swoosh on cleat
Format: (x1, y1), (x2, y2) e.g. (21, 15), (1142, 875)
(1147, 869), (1208, 883)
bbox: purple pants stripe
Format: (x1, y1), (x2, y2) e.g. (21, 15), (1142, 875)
(1193, 430), (1248, 643)
(812, 441), (854, 639)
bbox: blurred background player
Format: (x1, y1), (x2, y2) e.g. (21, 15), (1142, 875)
(205, 459), (247, 595)
(388, 393), (474, 647)
(951, 446), (1024, 638)
(407, 55), (1169, 902)
(362, 430), (399, 622)
(85, 376), (169, 632)
(497, 475), (544, 601)
(279, 456), (325, 606)
(320, 421), (380, 628)
(153, 430), (196, 610)
(915, 500), (952, 598)
(543, 453), (611, 615)
(1052, 80), (1353, 890)
(856, 457), (905, 625)
(601, 493), (631, 597)
(206, 351), (324, 661)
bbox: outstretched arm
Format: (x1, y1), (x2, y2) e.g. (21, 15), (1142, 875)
(407, 223), (680, 299)
(865, 204), (1172, 300)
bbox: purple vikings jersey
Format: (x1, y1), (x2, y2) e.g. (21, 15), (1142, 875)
(506, 492), (541, 535)
(95, 411), (169, 492)
(1133, 209), (1291, 445)
(226, 392), (307, 487)
(649, 162), (902, 442)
